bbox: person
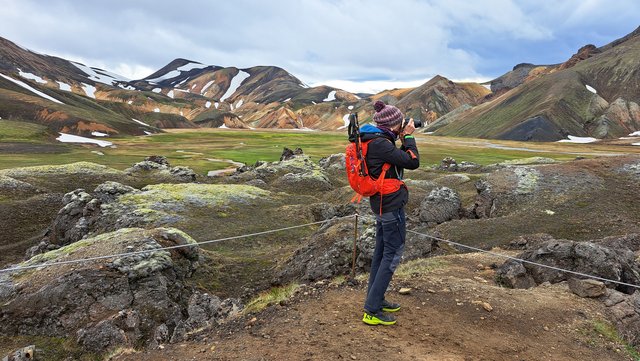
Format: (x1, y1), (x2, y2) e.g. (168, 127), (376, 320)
(361, 100), (420, 326)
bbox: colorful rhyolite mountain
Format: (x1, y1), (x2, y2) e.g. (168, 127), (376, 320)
(1, 26), (639, 141)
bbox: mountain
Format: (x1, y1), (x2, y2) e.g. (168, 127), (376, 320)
(0, 35), (494, 139)
(428, 26), (640, 141)
(369, 75), (489, 124)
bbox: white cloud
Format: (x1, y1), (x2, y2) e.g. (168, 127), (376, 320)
(1, 0), (639, 89)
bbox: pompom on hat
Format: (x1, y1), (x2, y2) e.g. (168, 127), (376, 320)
(372, 100), (403, 128)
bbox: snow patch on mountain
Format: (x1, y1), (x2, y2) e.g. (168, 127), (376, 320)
(205, 101), (211, 108)
(167, 90), (174, 99)
(154, 108), (160, 113)
(57, 81), (71, 91)
(629, 131), (640, 136)
(177, 62), (207, 72)
(585, 84), (597, 94)
(147, 70), (181, 83)
(557, 135), (598, 143)
(71, 62), (128, 85)
(57, 133), (112, 147)
(201, 80), (215, 94)
(17, 69), (47, 84)
(91, 131), (108, 137)
(323, 90), (337, 102)
(235, 99), (243, 108)
(338, 114), (351, 130)
(82, 83), (97, 99)
(152, 88), (162, 93)
(220, 70), (251, 102)
(0, 73), (64, 104)
(131, 118), (150, 127)
(214, 102), (219, 109)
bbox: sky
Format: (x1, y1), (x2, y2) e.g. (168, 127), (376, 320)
(1, 0), (639, 94)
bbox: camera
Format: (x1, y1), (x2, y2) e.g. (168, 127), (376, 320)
(403, 118), (423, 129)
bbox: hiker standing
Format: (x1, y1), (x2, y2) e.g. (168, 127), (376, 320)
(361, 100), (420, 325)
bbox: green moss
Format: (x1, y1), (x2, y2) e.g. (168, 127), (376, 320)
(591, 320), (640, 360)
(21, 239), (93, 267)
(118, 183), (270, 209)
(243, 283), (300, 314)
(499, 157), (557, 165)
(395, 258), (447, 278)
(0, 335), (100, 361)
(0, 162), (123, 178)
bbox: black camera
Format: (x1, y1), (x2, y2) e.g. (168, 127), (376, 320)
(403, 118), (423, 128)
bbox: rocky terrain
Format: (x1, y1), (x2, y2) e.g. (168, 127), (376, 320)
(1, 144), (640, 359)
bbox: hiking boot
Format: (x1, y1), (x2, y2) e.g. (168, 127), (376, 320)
(381, 299), (401, 312)
(362, 311), (396, 326)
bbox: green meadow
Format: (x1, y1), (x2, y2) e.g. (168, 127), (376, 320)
(1, 127), (639, 174)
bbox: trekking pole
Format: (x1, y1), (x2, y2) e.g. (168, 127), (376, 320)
(351, 211), (359, 279)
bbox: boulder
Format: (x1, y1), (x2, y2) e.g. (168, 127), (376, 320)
(145, 155), (170, 166)
(496, 239), (640, 294)
(495, 261), (536, 289)
(280, 147), (304, 161)
(169, 293), (242, 343)
(48, 189), (101, 246)
(466, 180), (496, 219)
(438, 157), (458, 171)
(94, 181), (137, 204)
(568, 278), (606, 298)
(309, 203), (356, 222)
(274, 171), (332, 191)
(276, 217), (439, 283)
(168, 166), (197, 182)
(457, 161), (482, 172)
(33, 182), (273, 257)
(417, 187), (462, 225)
(230, 153), (334, 192)
(125, 157), (197, 183)
(319, 153), (346, 171)
(0, 176), (39, 196)
(1, 227), (239, 353)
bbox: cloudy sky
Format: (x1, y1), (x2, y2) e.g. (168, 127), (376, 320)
(1, 0), (639, 93)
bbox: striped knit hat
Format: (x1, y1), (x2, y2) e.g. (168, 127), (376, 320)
(372, 100), (403, 128)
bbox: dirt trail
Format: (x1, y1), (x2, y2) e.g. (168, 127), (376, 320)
(115, 252), (631, 361)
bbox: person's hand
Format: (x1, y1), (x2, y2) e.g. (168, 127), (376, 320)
(401, 119), (416, 136)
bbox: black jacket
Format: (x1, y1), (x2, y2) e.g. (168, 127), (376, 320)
(359, 124), (420, 214)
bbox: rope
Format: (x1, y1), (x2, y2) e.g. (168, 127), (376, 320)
(0, 214), (356, 274)
(407, 229), (640, 290)
(4, 211), (639, 291)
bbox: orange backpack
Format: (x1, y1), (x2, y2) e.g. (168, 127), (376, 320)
(345, 114), (404, 212)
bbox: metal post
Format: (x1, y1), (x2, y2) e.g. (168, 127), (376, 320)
(351, 212), (359, 279)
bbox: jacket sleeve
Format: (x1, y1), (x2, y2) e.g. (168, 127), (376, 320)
(377, 136), (420, 170)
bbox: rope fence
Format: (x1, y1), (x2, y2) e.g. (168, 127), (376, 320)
(2, 212), (639, 291)
(0, 214), (356, 274)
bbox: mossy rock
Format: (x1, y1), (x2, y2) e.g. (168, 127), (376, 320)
(499, 157), (558, 166)
(117, 183), (271, 210)
(0, 162), (124, 179)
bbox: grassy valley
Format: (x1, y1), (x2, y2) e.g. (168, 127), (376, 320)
(2, 128), (638, 175)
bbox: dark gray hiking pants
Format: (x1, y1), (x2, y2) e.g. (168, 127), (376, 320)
(364, 207), (406, 313)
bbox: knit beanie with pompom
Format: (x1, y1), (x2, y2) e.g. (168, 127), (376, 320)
(372, 100), (403, 128)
